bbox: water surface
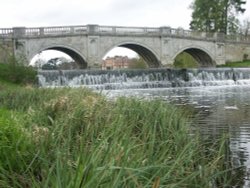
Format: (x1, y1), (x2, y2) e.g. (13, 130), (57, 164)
(103, 85), (250, 187)
(39, 68), (250, 187)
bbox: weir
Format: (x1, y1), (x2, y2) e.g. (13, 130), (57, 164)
(38, 68), (250, 89)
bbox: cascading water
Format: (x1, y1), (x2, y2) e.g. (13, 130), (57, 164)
(38, 68), (250, 89)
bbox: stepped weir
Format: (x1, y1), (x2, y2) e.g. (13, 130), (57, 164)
(38, 68), (250, 89)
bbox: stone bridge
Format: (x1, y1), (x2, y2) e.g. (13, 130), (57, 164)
(1, 24), (250, 68)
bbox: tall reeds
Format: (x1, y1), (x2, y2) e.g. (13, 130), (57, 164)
(0, 86), (234, 187)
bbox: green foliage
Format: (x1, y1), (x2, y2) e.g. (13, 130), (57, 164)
(0, 108), (36, 187)
(217, 60), (250, 67)
(0, 87), (235, 187)
(41, 62), (57, 70)
(174, 52), (199, 68)
(0, 61), (37, 85)
(129, 56), (148, 69)
(190, 0), (218, 32)
(190, 0), (246, 34)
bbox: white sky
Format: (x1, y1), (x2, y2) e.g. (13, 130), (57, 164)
(2, 0), (250, 61)
(1, 0), (194, 29)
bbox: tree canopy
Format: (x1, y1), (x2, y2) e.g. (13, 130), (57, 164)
(190, 0), (246, 34)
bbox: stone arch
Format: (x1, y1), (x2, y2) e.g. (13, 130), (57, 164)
(173, 46), (216, 67)
(30, 45), (88, 69)
(102, 42), (161, 68)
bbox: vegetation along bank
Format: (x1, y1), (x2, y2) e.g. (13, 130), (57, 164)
(0, 62), (240, 187)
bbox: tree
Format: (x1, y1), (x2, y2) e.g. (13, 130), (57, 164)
(190, 0), (246, 34)
(190, 0), (217, 32)
(239, 18), (250, 36)
(129, 56), (148, 69)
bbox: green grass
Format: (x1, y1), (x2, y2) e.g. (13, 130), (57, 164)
(0, 62), (37, 86)
(0, 62), (239, 187)
(0, 86), (237, 187)
(174, 53), (250, 68)
(217, 61), (250, 67)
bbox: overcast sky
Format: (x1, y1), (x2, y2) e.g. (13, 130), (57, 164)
(1, 0), (249, 29)
(1, 0), (191, 28)
(2, 0), (250, 61)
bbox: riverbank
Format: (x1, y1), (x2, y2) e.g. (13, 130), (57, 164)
(217, 60), (250, 67)
(0, 63), (237, 187)
(0, 62), (37, 86)
(174, 53), (250, 68)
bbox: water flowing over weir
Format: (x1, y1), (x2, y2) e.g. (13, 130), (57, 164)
(38, 68), (250, 89)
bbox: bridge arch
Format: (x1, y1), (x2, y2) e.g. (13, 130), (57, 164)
(102, 42), (161, 68)
(30, 45), (88, 69)
(173, 46), (216, 67)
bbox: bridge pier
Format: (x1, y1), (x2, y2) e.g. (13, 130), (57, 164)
(215, 58), (226, 65)
(86, 34), (100, 68)
(160, 58), (175, 68)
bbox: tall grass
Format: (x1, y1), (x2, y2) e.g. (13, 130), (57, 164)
(0, 86), (236, 187)
(0, 60), (37, 85)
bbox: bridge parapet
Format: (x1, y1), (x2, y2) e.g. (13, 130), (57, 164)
(24, 25), (88, 37)
(0, 28), (13, 38)
(1, 24), (250, 43)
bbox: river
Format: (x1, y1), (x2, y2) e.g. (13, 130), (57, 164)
(39, 68), (250, 187)
(104, 86), (250, 187)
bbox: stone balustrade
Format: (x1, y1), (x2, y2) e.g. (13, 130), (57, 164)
(0, 24), (250, 43)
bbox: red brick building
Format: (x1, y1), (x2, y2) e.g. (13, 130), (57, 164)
(102, 56), (132, 70)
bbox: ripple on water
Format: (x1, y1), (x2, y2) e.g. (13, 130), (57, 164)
(103, 85), (250, 186)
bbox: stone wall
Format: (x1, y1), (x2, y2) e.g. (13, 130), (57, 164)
(224, 42), (250, 63)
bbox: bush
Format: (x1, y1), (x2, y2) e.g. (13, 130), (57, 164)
(0, 61), (37, 85)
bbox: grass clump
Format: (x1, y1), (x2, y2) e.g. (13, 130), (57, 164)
(0, 86), (236, 187)
(0, 108), (37, 187)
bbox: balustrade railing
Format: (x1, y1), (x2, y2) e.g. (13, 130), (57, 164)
(73, 26), (88, 34)
(99, 26), (115, 33)
(0, 24), (249, 43)
(25, 28), (40, 36)
(99, 25), (160, 35)
(0, 28), (13, 38)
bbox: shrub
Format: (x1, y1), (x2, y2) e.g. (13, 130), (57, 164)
(0, 60), (37, 85)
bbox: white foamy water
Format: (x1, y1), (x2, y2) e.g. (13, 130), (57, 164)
(38, 68), (250, 89)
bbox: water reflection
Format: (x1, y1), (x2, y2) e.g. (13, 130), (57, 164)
(104, 85), (250, 187)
